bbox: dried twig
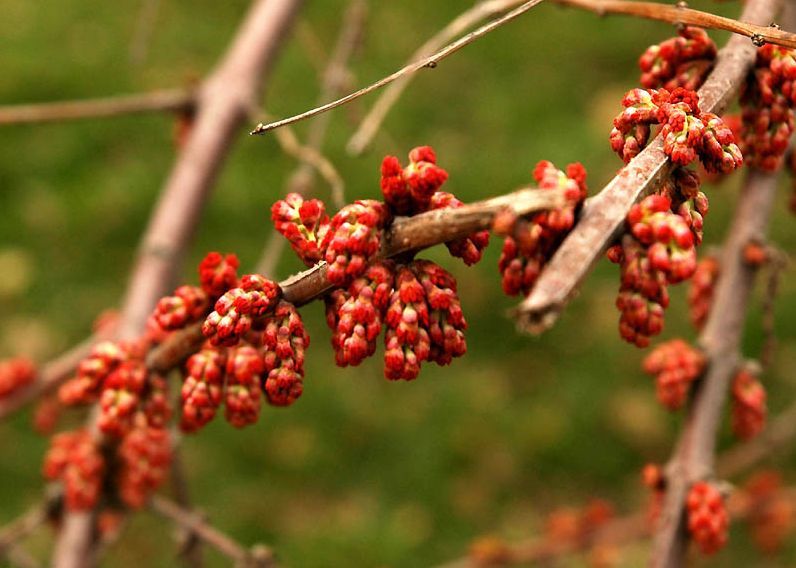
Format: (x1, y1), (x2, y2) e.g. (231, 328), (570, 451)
(0, 89), (194, 126)
(255, 0), (367, 276)
(150, 496), (276, 567)
(651, 168), (780, 567)
(515, 0), (779, 332)
(346, 0), (525, 156)
(555, 0), (796, 48)
(250, 0), (546, 135)
(129, 0), (163, 65)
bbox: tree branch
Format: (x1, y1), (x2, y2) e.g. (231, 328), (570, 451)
(146, 186), (564, 373)
(0, 89), (194, 126)
(150, 495), (276, 567)
(514, 0), (780, 332)
(555, 0), (796, 48)
(650, 168), (780, 567)
(250, 0), (546, 135)
(53, 1), (304, 566)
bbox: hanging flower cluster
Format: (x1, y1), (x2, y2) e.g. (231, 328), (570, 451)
(688, 255), (720, 330)
(274, 147), (484, 379)
(610, 87), (742, 172)
(687, 481), (729, 554)
(495, 160), (588, 296)
(731, 363), (767, 440)
(639, 26), (717, 91)
(742, 471), (795, 554)
(642, 338), (706, 409)
(608, 172), (705, 348)
(741, 44), (796, 171)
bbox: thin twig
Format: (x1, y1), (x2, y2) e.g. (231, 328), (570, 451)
(150, 496), (276, 567)
(0, 501), (48, 555)
(555, 0), (796, 48)
(255, 0), (367, 276)
(250, 0), (546, 135)
(347, 0), (525, 156)
(0, 89), (194, 126)
(759, 247), (788, 370)
(129, 0), (163, 65)
(169, 445), (204, 568)
(651, 168), (780, 567)
(515, 0), (778, 332)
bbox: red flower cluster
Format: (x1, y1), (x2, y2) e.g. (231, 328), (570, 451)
(325, 258), (467, 380)
(0, 357), (36, 398)
(731, 364), (767, 440)
(326, 261), (395, 367)
(544, 498), (615, 546)
(380, 146), (449, 215)
(639, 26), (716, 91)
(687, 481), (729, 554)
(741, 45), (796, 171)
(688, 255), (719, 330)
(185, 283), (308, 431)
(271, 194), (329, 266)
(322, 200), (390, 286)
(609, 190), (700, 347)
(743, 471), (795, 554)
(117, 422), (172, 509)
(610, 87), (742, 173)
(496, 160), (587, 296)
(43, 429), (105, 510)
(642, 338), (706, 409)
(379, 146), (489, 265)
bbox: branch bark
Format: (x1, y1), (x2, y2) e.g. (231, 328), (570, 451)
(146, 186), (564, 373)
(555, 0), (796, 48)
(515, 0), (781, 332)
(650, 169), (779, 567)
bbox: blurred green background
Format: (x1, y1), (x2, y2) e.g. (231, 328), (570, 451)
(1, 0), (796, 566)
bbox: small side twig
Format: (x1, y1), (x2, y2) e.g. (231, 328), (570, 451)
(250, 0), (546, 134)
(150, 496), (275, 567)
(347, 0), (526, 156)
(555, 0), (796, 48)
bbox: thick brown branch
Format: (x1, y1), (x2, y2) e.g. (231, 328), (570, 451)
(250, 0), (545, 134)
(650, 169), (779, 567)
(556, 0), (796, 48)
(150, 496), (275, 567)
(515, 0), (780, 332)
(0, 89), (194, 126)
(147, 186), (563, 371)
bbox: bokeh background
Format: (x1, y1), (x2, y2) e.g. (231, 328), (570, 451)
(1, 0), (795, 566)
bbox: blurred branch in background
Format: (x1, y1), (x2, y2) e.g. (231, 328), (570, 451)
(129, 0), (162, 66)
(53, 0), (305, 566)
(651, 168), (779, 565)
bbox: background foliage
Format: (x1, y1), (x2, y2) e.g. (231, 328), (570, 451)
(1, 0), (795, 565)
